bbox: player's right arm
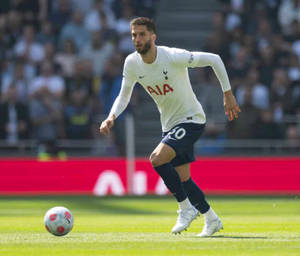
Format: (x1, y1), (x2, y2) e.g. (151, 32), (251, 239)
(99, 114), (116, 136)
(99, 57), (136, 136)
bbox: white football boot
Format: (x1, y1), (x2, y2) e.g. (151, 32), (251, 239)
(196, 217), (223, 237)
(172, 206), (199, 234)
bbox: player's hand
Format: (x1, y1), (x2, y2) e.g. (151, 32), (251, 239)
(223, 90), (241, 121)
(99, 115), (115, 136)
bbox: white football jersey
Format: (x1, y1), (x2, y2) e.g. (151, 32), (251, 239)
(110, 46), (231, 132)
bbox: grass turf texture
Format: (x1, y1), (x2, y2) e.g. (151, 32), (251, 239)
(0, 196), (299, 256)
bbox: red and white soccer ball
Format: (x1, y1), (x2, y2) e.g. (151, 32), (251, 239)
(44, 206), (74, 236)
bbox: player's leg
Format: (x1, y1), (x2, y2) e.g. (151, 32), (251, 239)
(175, 163), (210, 213)
(174, 163), (191, 182)
(150, 142), (198, 234)
(150, 142), (176, 167)
(175, 163), (223, 237)
(150, 143), (186, 203)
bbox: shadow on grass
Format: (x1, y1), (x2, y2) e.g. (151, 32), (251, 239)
(0, 195), (171, 216)
(209, 235), (268, 239)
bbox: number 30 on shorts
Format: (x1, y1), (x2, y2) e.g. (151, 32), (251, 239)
(168, 127), (186, 140)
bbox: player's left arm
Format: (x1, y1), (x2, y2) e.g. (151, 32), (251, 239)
(172, 48), (240, 121)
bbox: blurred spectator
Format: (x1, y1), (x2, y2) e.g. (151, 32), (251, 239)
(84, 0), (116, 32)
(49, 0), (72, 33)
(55, 38), (77, 78)
(288, 54), (300, 82)
(211, 11), (226, 34)
(258, 45), (275, 87)
(14, 25), (45, 63)
(195, 70), (226, 123)
(59, 10), (90, 50)
(0, 14), (11, 59)
(80, 31), (114, 77)
(43, 42), (57, 63)
(270, 68), (294, 116)
(291, 28), (300, 60)
(112, 0), (132, 19)
(36, 21), (56, 45)
(195, 121), (226, 155)
(71, 0), (94, 15)
(236, 68), (269, 110)
(112, 0), (157, 20)
(5, 10), (23, 52)
(204, 12), (231, 62)
(227, 88), (260, 139)
(285, 124), (300, 150)
(228, 47), (250, 79)
(11, 0), (48, 25)
(256, 17), (273, 50)
(100, 54), (123, 113)
(287, 20), (300, 43)
(29, 61), (65, 100)
(0, 85), (30, 144)
(64, 89), (94, 139)
(278, 0), (300, 35)
(254, 109), (283, 139)
(132, 0), (157, 18)
(1, 60), (29, 104)
(99, 53), (126, 155)
(65, 59), (93, 97)
(228, 27), (244, 59)
(225, 10), (241, 32)
(288, 80), (300, 116)
(29, 87), (64, 156)
(115, 6), (135, 54)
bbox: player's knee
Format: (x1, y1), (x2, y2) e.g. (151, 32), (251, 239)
(149, 152), (165, 167)
(149, 152), (158, 166)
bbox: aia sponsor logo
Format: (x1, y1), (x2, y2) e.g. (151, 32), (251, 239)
(146, 84), (174, 96)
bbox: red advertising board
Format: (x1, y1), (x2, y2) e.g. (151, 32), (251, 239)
(0, 157), (299, 195)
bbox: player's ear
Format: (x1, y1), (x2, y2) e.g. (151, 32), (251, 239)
(152, 33), (157, 43)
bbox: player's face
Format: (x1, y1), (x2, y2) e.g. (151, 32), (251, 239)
(131, 25), (155, 55)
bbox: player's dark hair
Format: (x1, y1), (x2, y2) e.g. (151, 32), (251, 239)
(130, 17), (156, 34)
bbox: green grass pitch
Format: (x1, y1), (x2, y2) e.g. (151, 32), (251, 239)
(0, 195), (299, 256)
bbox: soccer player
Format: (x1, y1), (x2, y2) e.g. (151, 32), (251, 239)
(99, 17), (241, 236)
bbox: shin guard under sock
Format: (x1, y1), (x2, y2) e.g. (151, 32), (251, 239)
(154, 163), (187, 202)
(182, 178), (210, 214)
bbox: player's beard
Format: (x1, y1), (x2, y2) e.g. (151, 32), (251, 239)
(136, 39), (152, 55)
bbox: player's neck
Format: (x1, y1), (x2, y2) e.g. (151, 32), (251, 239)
(140, 46), (157, 64)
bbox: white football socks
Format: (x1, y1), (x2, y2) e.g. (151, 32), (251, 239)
(203, 207), (218, 222)
(178, 198), (193, 210)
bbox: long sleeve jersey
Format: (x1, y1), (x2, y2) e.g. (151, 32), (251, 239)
(109, 46), (231, 132)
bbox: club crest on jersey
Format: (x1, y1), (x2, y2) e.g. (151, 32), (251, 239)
(147, 84), (174, 96)
(163, 69), (168, 80)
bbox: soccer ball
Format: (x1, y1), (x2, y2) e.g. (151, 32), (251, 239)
(44, 206), (74, 236)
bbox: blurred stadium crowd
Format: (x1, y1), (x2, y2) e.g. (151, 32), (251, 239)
(0, 0), (299, 156)
(195, 0), (300, 150)
(0, 0), (156, 155)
